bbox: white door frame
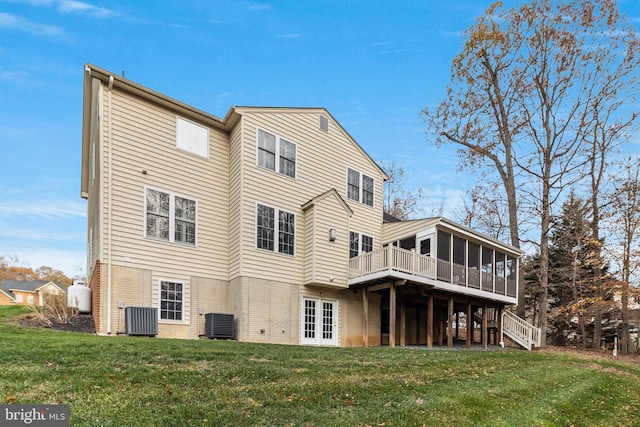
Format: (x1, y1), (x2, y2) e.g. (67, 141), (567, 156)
(301, 297), (338, 346)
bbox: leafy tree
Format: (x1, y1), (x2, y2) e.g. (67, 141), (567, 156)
(0, 255), (72, 286)
(35, 266), (73, 287)
(547, 192), (610, 347)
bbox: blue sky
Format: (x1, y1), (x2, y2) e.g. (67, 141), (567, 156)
(1, 0), (639, 278)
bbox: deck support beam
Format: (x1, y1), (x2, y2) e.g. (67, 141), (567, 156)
(497, 305), (503, 347)
(427, 294), (433, 349)
(447, 295), (454, 348)
(400, 297), (406, 347)
(482, 303), (488, 349)
(362, 288), (368, 347)
(389, 282), (396, 348)
(466, 302), (472, 348)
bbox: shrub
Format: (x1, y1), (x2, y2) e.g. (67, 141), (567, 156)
(28, 293), (79, 327)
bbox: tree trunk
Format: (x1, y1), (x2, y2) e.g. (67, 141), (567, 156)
(538, 176), (551, 348)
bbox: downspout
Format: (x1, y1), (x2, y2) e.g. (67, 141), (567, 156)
(107, 75), (114, 335)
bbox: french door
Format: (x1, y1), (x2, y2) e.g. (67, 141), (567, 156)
(301, 298), (337, 346)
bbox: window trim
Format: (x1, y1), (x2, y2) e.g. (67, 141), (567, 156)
(158, 279), (186, 323)
(144, 187), (198, 247)
(255, 202), (296, 256)
(256, 127), (297, 179)
(345, 167), (374, 207)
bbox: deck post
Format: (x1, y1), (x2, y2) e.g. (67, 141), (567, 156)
(447, 295), (454, 348)
(427, 294), (433, 349)
(400, 297), (406, 347)
(389, 282), (396, 348)
(362, 288), (368, 347)
(482, 303), (488, 349)
(411, 249), (416, 275)
(466, 302), (472, 348)
(497, 305), (503, 347)
(455, 312), (460, 338)
(438, 308), (444, 346)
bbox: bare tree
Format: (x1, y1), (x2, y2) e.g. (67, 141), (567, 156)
(454, 183), (511, 241)
(424, 0), (640, 345)
(606, 157), (640, 354)
(380, 160), (426, 220)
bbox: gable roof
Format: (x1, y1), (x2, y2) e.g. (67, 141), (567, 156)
(0, 279), (66, 300)
(302, 188), (353, 215)
(229, 107), (389, 181)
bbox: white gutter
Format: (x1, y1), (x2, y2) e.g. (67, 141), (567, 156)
(106, 75), (114, 335)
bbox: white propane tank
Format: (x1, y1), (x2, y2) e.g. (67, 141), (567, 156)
(67, 280), (91, 313)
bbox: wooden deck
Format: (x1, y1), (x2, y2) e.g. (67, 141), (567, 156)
(349, 246), (517, 305)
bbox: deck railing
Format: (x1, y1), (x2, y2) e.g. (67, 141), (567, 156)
(349, 246), (517, 300)
(502, 311), (542, 350)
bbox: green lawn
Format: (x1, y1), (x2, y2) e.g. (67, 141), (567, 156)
(1, 307), (639, 426)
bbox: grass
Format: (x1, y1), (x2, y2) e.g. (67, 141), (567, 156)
(1, 307), (639, 426)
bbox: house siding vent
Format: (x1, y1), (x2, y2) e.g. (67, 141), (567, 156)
(125, 307), (158, 336)
(319, 115), (329, 132)
(205, 313), (235, 339)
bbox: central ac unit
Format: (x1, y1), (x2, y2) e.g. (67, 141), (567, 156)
(205, 313), (235, 339)
(125, 307), (158, 337)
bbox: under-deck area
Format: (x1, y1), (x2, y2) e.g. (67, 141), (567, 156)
(359, 280), (505, 350)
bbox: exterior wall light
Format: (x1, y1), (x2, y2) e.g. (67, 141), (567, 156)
(329, 228), (337, 241)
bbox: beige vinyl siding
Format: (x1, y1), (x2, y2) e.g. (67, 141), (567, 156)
(303, 194), (351, 288)
(236, 109), (385, 282)
(303, 204), (315, 284)
(228, 123), (243, 280)
(87, 78), (102, 274)
(382, 219), (437, 243)
(102, 88), (229, 279)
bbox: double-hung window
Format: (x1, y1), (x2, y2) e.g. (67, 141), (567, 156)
(257, 129), (297, 178)
(257, 204), (295, 255)
(146, 188), (196, 246)
(160, 280), (183, 321)
(349, 231), (373, 258)
(346, 168), (374, 207)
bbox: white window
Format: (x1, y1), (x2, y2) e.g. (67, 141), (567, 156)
(146, 188), (197, 246)
(16, 294), (23, 303)
(349, 231), (373, 258)
(27, 295), (34, 305)
(256, 204), (295, 255)
(257, 129), (297, 178)
(159, 280), (183, 321)
(176, 117), (209, 158)
(346, 168), (374, 207)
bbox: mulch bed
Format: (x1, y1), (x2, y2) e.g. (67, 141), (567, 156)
(18, 314), (96, 334)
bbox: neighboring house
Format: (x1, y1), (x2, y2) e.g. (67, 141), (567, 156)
(80, 64), (539, 349)
(0, 279), (66, 306)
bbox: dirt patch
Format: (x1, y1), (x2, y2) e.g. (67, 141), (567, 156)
(542, 345), (640, 362)
(18, 314), (96, 334)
